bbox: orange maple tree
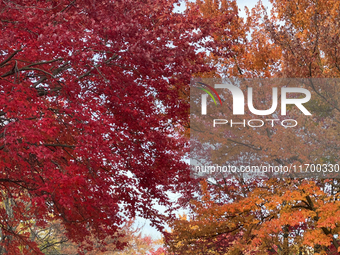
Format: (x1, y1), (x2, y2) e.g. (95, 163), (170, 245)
(165, 0), (340, 254)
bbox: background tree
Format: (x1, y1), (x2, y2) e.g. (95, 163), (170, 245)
(165, 0), (340, 254)
(57, 219), (158, 255)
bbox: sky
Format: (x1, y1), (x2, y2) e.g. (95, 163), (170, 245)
(174, 0), (272, 15)
(138, 0), (272, 240)
(238, 0), (272, 17)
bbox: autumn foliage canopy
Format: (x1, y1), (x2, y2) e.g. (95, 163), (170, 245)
(166, 0), (340, 254)
(3, 0), (340, 254)
(0, 0), (230, 253)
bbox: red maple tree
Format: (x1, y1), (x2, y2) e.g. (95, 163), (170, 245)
(0, 0), (232, 253)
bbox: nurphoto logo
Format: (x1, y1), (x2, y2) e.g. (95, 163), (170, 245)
(190, 78), (340, 179)
(196, 80), (312, 128)
(199, 81), (312, 116)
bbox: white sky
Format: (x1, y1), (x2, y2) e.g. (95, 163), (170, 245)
(238, 0), (272, 17)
